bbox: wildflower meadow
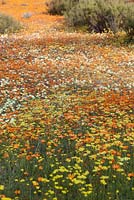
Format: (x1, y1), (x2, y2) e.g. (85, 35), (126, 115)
(0, 0), (134, 200)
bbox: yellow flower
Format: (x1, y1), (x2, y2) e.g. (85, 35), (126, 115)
(52, 198), (57, 200)
(59, 166), (68, 172)
(77, 175), (87, 180)
(54, 186), (63, 190)
(20, 179), (25, 182)
(81, 191), (92, 196)
(66, 158), (71, 162)
(32, 181), (39, 186)
(79, 147), (85, 152)
(1, 198), (12, 200)
(0, 185), (4, 190)
(37, 177), (49, 183)
(72, 178), (85, 184)
(100, 179), (107, 185)
(86, 183), (93, 188)
(52, 174), (63, 181)
(100, 176), (109, 179)
(101, 166), (109, 170)
(48, 190), (55, 195)
(62, 190), (68, 194)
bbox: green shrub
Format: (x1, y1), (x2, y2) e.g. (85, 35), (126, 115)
(65, 0), (126, 33)
(46, 0), (79, 15)
(88, 0), (125, 33)
(121, 3), (134, 41)
(46, 0), (134, 42)
(46, 0), (65, 15)
(65, 0), (134, 41)
(64, 0), (95, 29)
(0, 13), (21, 34)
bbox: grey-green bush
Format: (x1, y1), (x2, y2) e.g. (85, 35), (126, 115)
(65, 0), (125, 33)
(64, 0), (95, 28)
(46, 0), (79, 15)
(121, 3), (134, 41)
(47, 0), (134, 41)
(0, 13), (21, 34)
(65, 0), (134, 41)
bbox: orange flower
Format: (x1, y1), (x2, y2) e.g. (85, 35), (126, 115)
(26, 155), (32, 160)
(128, 173), (134, 177)
(38, 165), (43, 170)
(37, 177), (43, 182)
(122, 146), (128, 150)
(32, 181), (39, 186)
(112, 164), (120, 170)
(68, 173), (75, 180)
(111, 150), (117, 155)
(31, 153), (40, 158)
(41, 139), (45, 143)
(0, 195), (5, 198)
(3, 152), (9, 158)
(13, 144), (20, 149)
(84, 137), (92, 143)
(14, 190), (21, 195)
(24, 171), (29, 176)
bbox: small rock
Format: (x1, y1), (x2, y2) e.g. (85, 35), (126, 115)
(22, 12), (32, 19)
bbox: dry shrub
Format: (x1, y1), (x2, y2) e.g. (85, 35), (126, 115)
(0, 13), (21, 34)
